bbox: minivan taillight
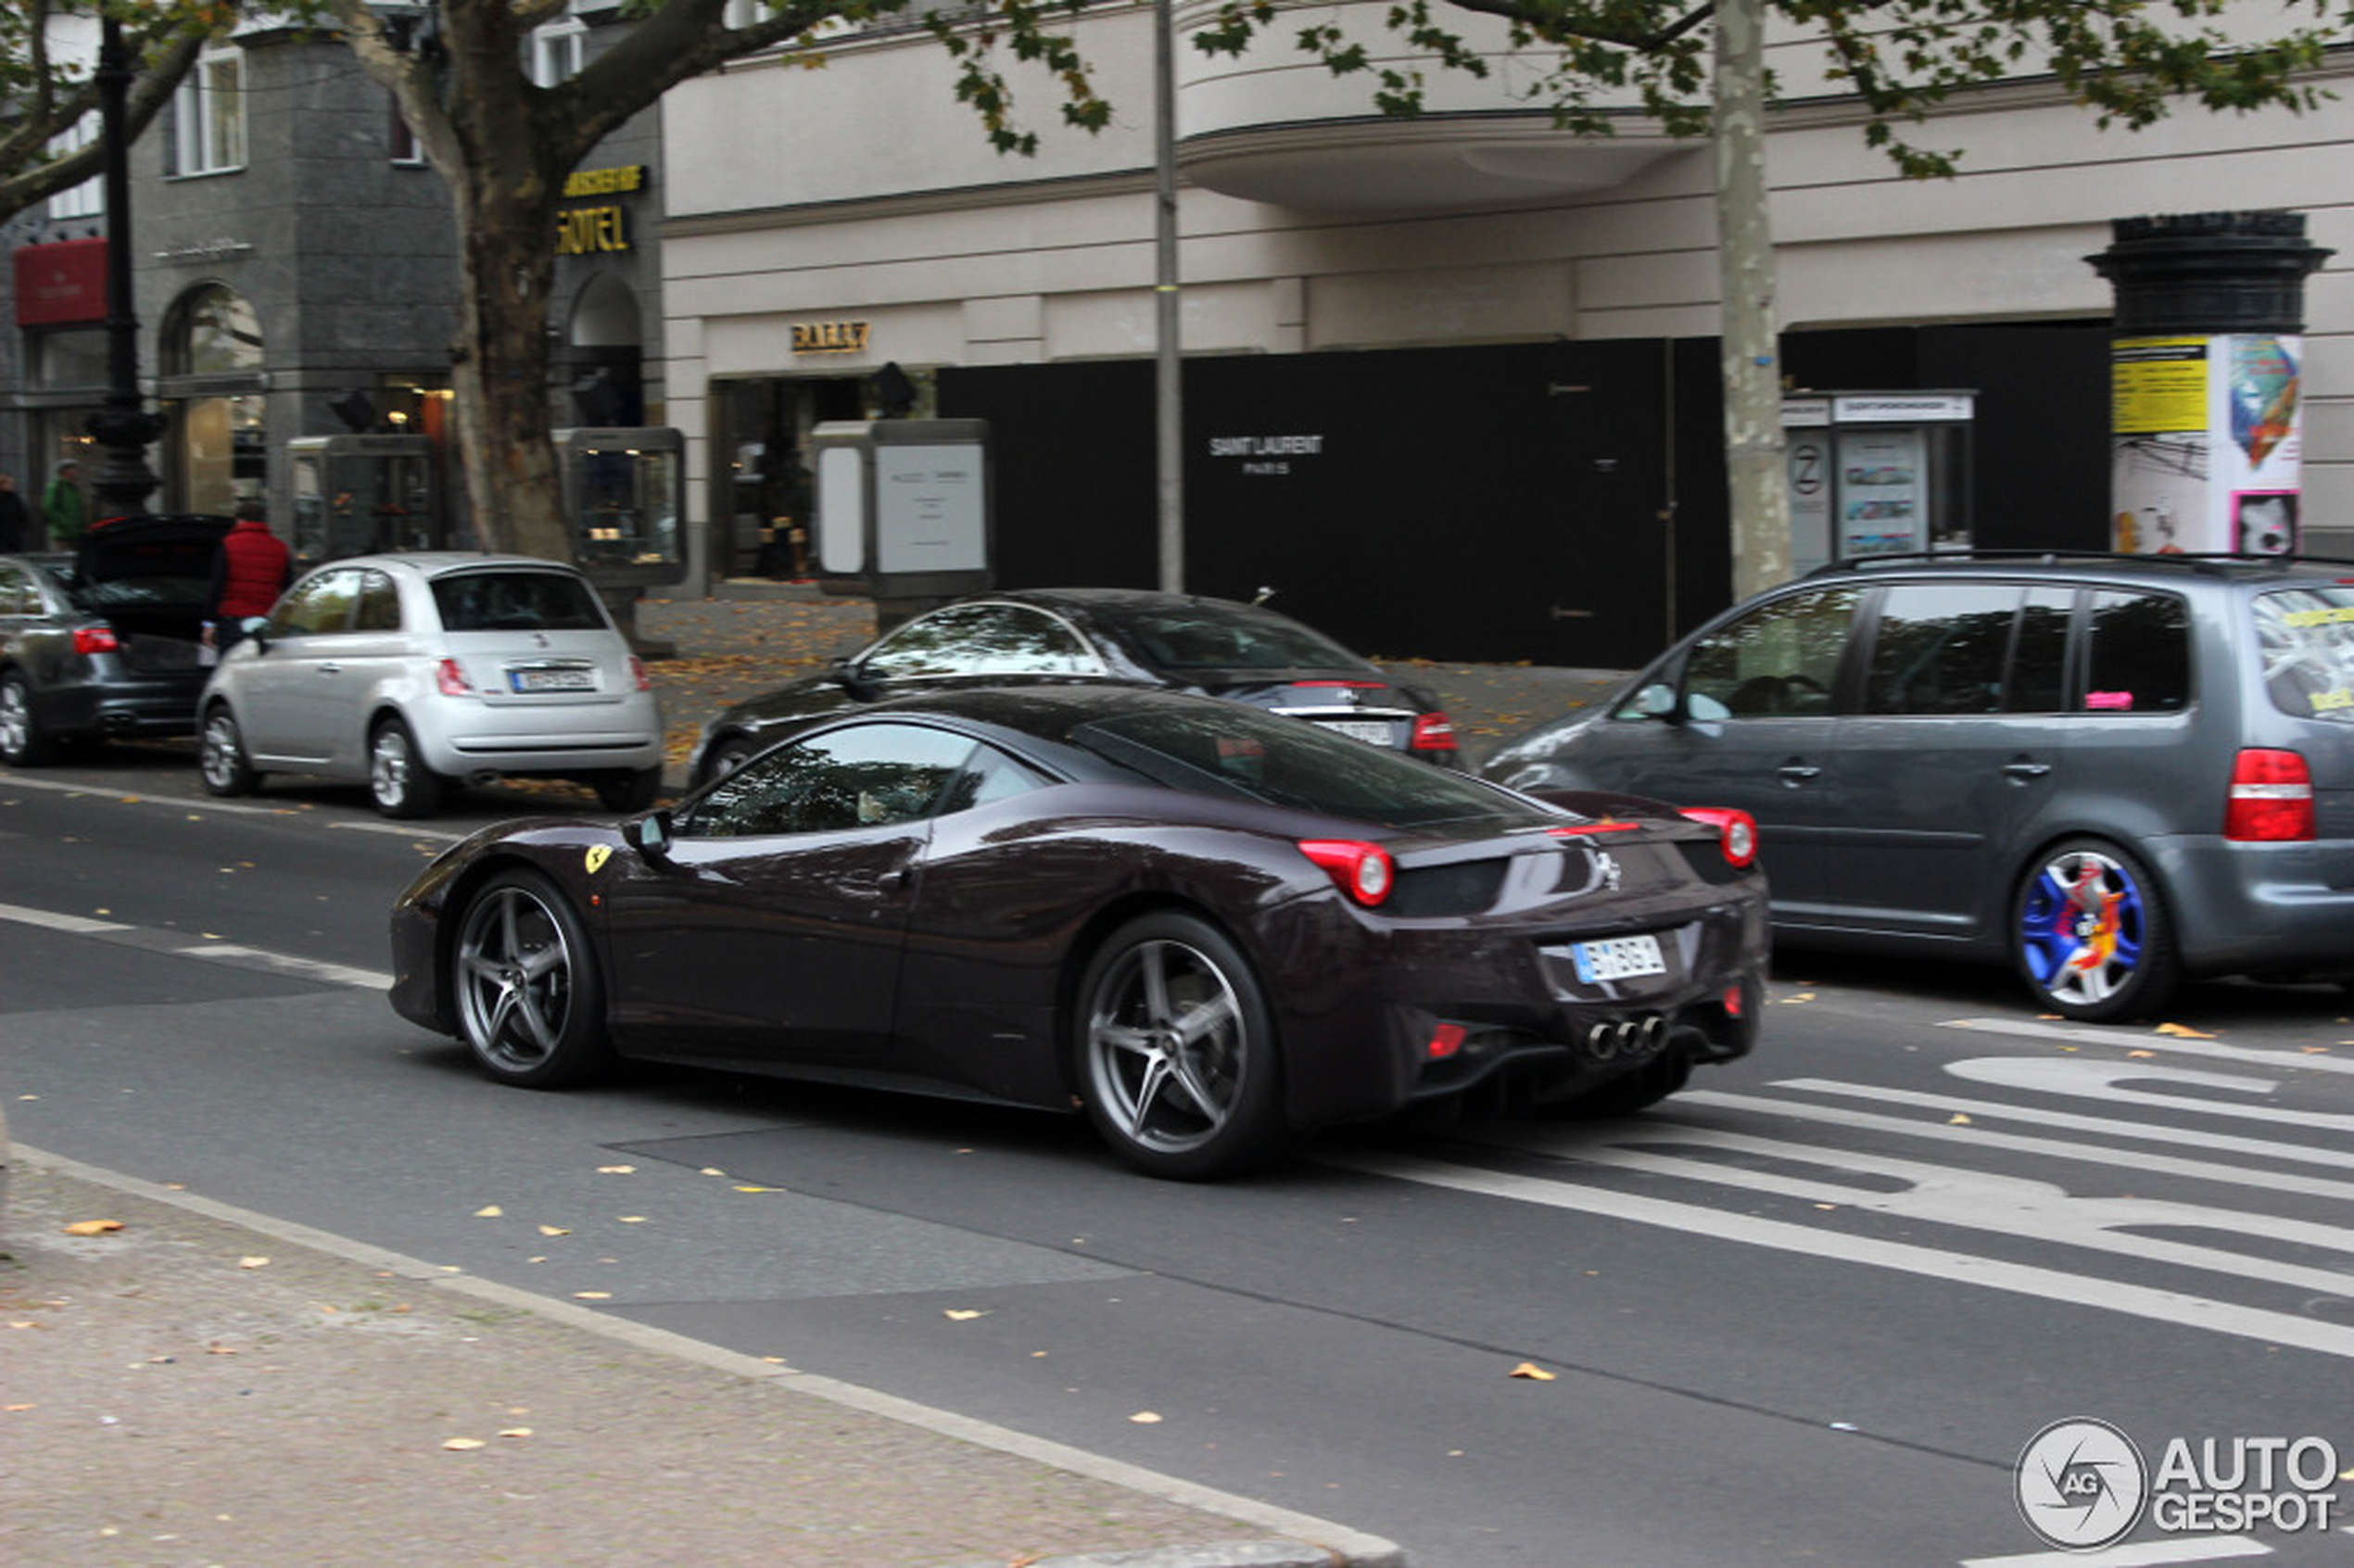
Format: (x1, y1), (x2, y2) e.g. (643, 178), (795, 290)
(2225, 749), (2314, 841)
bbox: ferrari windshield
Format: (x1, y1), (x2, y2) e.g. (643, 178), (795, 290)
(1074, 706), (1525, 828)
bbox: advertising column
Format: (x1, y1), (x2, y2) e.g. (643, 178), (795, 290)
(2091, 211), (2331, 555)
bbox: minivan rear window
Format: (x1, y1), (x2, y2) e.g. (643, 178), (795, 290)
(2254, 587), (2354, 724)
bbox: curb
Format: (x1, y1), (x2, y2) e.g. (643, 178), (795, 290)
(11, 1143), (1407, 1568)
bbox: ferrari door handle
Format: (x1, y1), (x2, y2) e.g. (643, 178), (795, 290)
(2002, 760), (2052, 781)
(1776, 761), (1821, 785)
(315, 662), (342, 675)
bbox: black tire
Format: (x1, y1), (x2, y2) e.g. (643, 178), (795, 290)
(369, 717), (445, 818)
(696, 733), (760, 790)
(452, 868), (613, 1088)
(1075, 911), (1286, 1180)
(196, 704), (258, 796)
(0, 672), (54, 766)
(2011, 837), (2179, 1022)
(594, 766), (663, 812)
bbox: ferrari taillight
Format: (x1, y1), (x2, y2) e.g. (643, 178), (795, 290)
(72, 626), (120, 655)
(1298, 839), (1395, 906)
(1679, 806), (1759, 867)
(1410, 712), (1457, 752)
(2225, 749), (2313, 841)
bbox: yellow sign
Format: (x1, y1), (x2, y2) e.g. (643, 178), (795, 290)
(793, 321), (871, 356)
(2111, 336), (2208, 435)
(563, 165), (646, 198)
(557, 206), (629, 256)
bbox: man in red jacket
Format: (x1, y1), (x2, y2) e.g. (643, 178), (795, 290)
(204, 499), (294, 653)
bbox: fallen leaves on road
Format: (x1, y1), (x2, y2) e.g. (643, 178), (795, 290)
(943, 1309), (987, 1321)
(2155, 1022), (2216, 1039)
(1509, 1362), (1557, 1382)
(61, 1219), (124, 1236)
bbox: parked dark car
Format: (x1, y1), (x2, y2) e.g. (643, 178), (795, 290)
(685, 587), (1459, 787)
(1484, 550), (2354, 1021)
(0, 512), (233, 766)
(393, 686), (1766, 1178)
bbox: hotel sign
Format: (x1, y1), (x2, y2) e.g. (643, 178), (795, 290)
(555, 164), (646, 257)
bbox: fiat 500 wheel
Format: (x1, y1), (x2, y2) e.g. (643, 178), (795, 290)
(370, 718), (445, 818)
(1076, 912), (1285, 1180)
(453, 869), (612, 1088)
(2012, 838), (2178, 1022)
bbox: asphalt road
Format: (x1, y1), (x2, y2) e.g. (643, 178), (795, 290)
(7, 762), (2354, 1565)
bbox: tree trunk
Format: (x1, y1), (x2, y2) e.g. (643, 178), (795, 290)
(437, 4), (570, 563)
(1713, 0), (1790, 601)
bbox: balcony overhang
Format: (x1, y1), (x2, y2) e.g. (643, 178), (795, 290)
(1178, 119), (1686, 212)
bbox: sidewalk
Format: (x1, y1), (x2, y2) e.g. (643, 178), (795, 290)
(1, 1148), (1402, 1568)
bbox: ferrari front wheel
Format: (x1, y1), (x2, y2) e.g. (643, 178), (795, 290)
(453, 869), (612, 1088)
(1077, 912), (1285, 1180)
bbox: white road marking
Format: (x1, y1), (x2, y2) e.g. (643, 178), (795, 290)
(1323, 1150), (2354, 1359)
(1943, 1016), (2354, 1079)
(1946, 1057), (2354, 1135)
(1672, 1087), (2354, 1201)
(1751, 1078), (2354, 1175)
(1958, 1536), (2268, 1565)
(0, 903), (391, 991)
(0, 768), (462, 840)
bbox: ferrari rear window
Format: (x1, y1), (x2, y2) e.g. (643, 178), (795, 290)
(1074, 707), (1523, 828)
(2254, 586), (2354, 724)
(1120, 604), (1366, 673)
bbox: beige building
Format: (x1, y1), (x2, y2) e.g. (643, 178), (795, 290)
(656, 5), (2353, 664)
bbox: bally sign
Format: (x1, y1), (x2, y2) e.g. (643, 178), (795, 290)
(14, 237), (108, 328)
(793, 321), (872, 356)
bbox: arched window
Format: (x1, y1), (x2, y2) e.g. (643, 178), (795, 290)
(160, 284), (268, 512)
(164, 285), (265, 377)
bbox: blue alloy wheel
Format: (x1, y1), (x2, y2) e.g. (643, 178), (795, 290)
(2011, 838), (2177, 1023)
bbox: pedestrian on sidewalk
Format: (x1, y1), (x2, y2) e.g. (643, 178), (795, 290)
(0, 471), (29, 553)
(40, 459), (86, 548)
(203, 499), (294, 655)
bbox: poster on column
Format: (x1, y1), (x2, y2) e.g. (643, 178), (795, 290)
(2217, 334), (2303, 554)
(1835, 427), (1925, 556)
(2109, 334), (2304, 554)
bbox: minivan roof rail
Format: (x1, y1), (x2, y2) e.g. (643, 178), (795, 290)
(1809, 550), (2354, 577)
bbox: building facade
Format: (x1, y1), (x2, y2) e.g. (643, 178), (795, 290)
(656, 4), (2353, 665)
(4, 6), (665, 560)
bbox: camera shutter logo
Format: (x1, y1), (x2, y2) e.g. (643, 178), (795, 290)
(2018, 1419), (2148, 1550)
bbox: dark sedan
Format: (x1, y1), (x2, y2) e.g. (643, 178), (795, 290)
(391, 686), (1767, 1178)
(1, 512), (232, 767)
(686, 587), (1460, 787)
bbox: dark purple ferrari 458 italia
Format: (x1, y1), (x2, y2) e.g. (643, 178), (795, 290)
(390, 686), (1769, 1178)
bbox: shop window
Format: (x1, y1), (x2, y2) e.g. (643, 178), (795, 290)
(166, 285), (265, 376)
(168, 46), (245, 176)
(389, 97), (424, 166)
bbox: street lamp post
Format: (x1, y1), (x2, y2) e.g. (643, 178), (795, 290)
(84, 11), (167, 518)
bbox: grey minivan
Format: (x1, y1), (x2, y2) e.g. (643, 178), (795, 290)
(1484, 552), (2354, 1020)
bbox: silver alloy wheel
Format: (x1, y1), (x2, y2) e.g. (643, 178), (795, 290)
(369, 720), (439, 816)
(1083, 935), (1250, 1158)
(0, 677), (36, 764)
(198, 708), (253, 794)
(456, 882), (576, 1078)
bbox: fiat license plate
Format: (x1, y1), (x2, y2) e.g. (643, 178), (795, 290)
(1320, 720), (1392, 746)
(1570, 933), (1666, 983)
(510, 667), (596, 693)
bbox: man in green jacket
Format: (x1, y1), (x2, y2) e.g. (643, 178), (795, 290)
(40, 459), (86, 548)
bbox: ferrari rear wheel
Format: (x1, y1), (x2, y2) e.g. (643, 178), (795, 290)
(1077, 912), (1285, 1180)
(454, 869), (612, 1088)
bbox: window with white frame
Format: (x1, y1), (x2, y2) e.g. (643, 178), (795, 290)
(168, 44), (246, 175)
(532, 19), (585, 86)
(46, 119), (104, 219)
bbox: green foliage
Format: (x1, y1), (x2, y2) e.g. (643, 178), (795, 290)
(1195, 0), (2347, 177)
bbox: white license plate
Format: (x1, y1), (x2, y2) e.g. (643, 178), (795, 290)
(1571, 934), (1666, 983)
(510, 667), (596, 693)
(1320, 719), (1393, 746)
